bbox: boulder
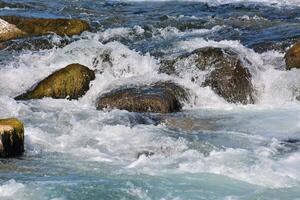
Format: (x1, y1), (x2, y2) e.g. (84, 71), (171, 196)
(96, 81), (189, 113)
(0, 118), (24, 157)
(160, 47), (255, 104)
(0, 16), (90, 42)
(285, 41), (300, 70)
(15, 64), (95, 100)
(0, 19), (25, 42)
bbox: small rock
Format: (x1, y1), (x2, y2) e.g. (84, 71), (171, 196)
(96, 81), (189, 113)
(0, 118), (24, 157)
(285, 40), (300, 70)
(15, 63), (95, 100)
(137, 151), (154, 159)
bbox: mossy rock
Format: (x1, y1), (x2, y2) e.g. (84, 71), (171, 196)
(15, 64), (95, 100)
(285, 41), (300, 70)
(96, 81), (189, 113)
(0, 16), (90, 41)
(0, 118), (24, 157)
(160, 47), (255, 104)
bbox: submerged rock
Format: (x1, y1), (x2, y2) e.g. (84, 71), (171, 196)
(0, 19), (25, 42)
(285, 41), (300, 70)
(0, 16), (90, 42)
(15, 64), (95, 100)
(96, 81), (189, 113)
(137, 151), (155, 159)
(164, 116), (217, 132)
(0, 118), (24, 157)
(160, 47), (255, 104)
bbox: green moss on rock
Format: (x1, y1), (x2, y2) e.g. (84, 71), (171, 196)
(15, 63), (95, 100)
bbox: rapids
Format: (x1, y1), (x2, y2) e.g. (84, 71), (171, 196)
(1, 0), (300, 199)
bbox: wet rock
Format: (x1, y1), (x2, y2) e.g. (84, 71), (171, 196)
(15, 64), (95, 100)
(0, 43), (5, 50)
(0, 118), (24, 157)
(249, 40), (295, 53)
(0, 19), (25, 42)
(156, 16), (206, 31)
(285, 41), (300, 70)
(104, 113), (162, 127)
(96, 81), (189, 113)
(160, 47), (255, 104)
(0, 16), (90, 42)
(137, 151), (155, 159)
(2, 36), (71, 51)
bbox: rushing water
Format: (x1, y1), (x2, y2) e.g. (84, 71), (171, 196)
(1, 0), (300, 199)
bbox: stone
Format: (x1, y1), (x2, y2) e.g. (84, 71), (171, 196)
(0, 118), (24, 157)
(0, 19), (25, 42)
(0, 16), (90, 42)
(160, 47), (255, 104)
(96, 81), (189, 113)
(285, 40), (300, 70)
(15, 64), (95, 100)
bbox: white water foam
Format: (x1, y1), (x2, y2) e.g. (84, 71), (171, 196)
(0, 180), (25, 197)
(1, 27), (300, 190)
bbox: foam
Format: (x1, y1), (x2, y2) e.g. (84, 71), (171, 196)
(0, 180), (25, 197)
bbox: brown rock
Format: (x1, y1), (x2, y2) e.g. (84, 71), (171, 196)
(96, 81), (189, 113)
(0, 118), (24, 157)
(160, 47), (255, 104)
(285, 41), (300, 70)
(0, 16), (90, 42)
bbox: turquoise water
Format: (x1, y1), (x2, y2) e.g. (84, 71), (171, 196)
(1, 0), (300, 199)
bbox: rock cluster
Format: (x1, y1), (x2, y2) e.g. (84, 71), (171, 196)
(0, 16), (90, 42)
